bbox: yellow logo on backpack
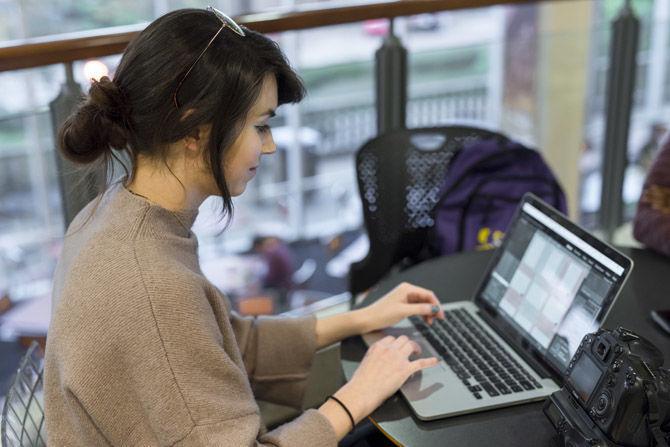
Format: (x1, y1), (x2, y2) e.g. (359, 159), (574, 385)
(476, 227), (504, 251)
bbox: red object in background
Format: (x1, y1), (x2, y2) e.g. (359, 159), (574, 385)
(362, 18), (389, 36)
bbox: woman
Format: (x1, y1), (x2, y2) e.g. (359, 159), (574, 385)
(633, 133), (670, 257)
(45, 7), (444, 446)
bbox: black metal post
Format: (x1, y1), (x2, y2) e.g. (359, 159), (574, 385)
(49, 62), (96, 228)
(375, 19), (407, 134)
(599, 0), (639, 241)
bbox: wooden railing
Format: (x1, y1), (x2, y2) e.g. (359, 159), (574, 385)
(0, 0), (544, 72)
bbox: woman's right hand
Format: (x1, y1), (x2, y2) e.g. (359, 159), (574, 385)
(319, 335), (439, 439)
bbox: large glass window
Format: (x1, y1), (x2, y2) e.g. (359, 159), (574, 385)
(2, 0), (669, 327)
(0, 0), (248, 40)
(405, 8), (498, 130)
(581, 0), (669, 230)
(665, 25), (670, 103)
(0, 109), (63, 303)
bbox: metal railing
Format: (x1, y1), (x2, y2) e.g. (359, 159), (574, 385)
(300, 84), (489, 155)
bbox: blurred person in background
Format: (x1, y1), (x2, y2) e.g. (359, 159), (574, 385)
(634, 133), (670, 257)
(636, 121), (668, 172)
(252, 235), (295, 291)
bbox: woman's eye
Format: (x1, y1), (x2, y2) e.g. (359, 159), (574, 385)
(255, 124), (271, 134)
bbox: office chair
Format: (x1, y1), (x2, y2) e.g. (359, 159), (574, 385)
(1, 341), (47, 447)
(349, 126), (508, 300)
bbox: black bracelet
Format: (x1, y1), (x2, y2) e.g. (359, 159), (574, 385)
(327, 395), (356, 430)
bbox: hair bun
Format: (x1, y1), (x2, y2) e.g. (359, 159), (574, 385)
(89, 76), (131, 123)
(58, 76), (131, 164)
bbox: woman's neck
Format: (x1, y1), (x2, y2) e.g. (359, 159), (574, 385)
(125, 158), (207, 212)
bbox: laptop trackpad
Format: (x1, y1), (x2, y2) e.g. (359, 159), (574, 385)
(362, 319), (435, 360)
(362, 320), (447, 399)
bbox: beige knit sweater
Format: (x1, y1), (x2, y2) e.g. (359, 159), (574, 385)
(45, 184), (337, 446)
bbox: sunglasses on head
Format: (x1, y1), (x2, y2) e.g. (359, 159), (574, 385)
(172, 6), (245, 109)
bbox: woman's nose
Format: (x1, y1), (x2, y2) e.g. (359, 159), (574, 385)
(262, 133), (276, 154)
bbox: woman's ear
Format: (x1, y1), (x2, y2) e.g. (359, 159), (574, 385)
(183, 124), (211, 158)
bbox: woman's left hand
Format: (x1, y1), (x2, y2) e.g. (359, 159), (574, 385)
(360, 282), (445, 334)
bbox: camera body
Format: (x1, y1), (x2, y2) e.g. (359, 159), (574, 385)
(544, 327), (670, 447)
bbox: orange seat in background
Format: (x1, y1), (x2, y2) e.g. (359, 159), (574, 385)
(237, 296), (275, 316)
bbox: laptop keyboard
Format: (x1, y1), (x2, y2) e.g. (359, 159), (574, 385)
(410, 308), (542, 400)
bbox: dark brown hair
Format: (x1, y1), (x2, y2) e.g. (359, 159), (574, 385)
(59, 8), (305, 221)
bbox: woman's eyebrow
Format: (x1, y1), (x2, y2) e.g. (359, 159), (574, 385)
(258, 109), (276, 118)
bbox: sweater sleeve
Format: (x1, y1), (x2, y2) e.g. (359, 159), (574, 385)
(231, 312), (320, 408)
(134, 255), (336, 447)
(175, 409), (337, 447)
(633, 138), (670, 257)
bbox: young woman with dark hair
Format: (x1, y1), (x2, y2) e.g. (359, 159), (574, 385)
(45, 8), (444, 446)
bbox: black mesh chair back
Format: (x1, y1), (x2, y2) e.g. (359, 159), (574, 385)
(349, 126), (508, 297)
(1, 342), (46, 447)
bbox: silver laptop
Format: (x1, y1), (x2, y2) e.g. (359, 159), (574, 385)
(363, 193), (633, 420)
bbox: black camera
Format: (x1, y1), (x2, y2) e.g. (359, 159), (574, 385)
(544, 327), (670, 447)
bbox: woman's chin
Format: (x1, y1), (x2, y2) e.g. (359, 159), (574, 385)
(230, 184), (247, 197)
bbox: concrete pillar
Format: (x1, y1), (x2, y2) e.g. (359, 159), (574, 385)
(50, 62), (95, 228)
(536, 0), (593, 219)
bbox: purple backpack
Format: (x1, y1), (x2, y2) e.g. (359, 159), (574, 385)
(431, 138), (567, 255)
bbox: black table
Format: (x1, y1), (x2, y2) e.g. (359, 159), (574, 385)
(341, 247), (670, 447)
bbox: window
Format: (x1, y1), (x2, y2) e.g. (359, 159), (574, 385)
(580, 0), (668, 228)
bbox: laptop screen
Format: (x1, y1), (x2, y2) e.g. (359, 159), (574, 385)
(477, 198), (630, 373)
